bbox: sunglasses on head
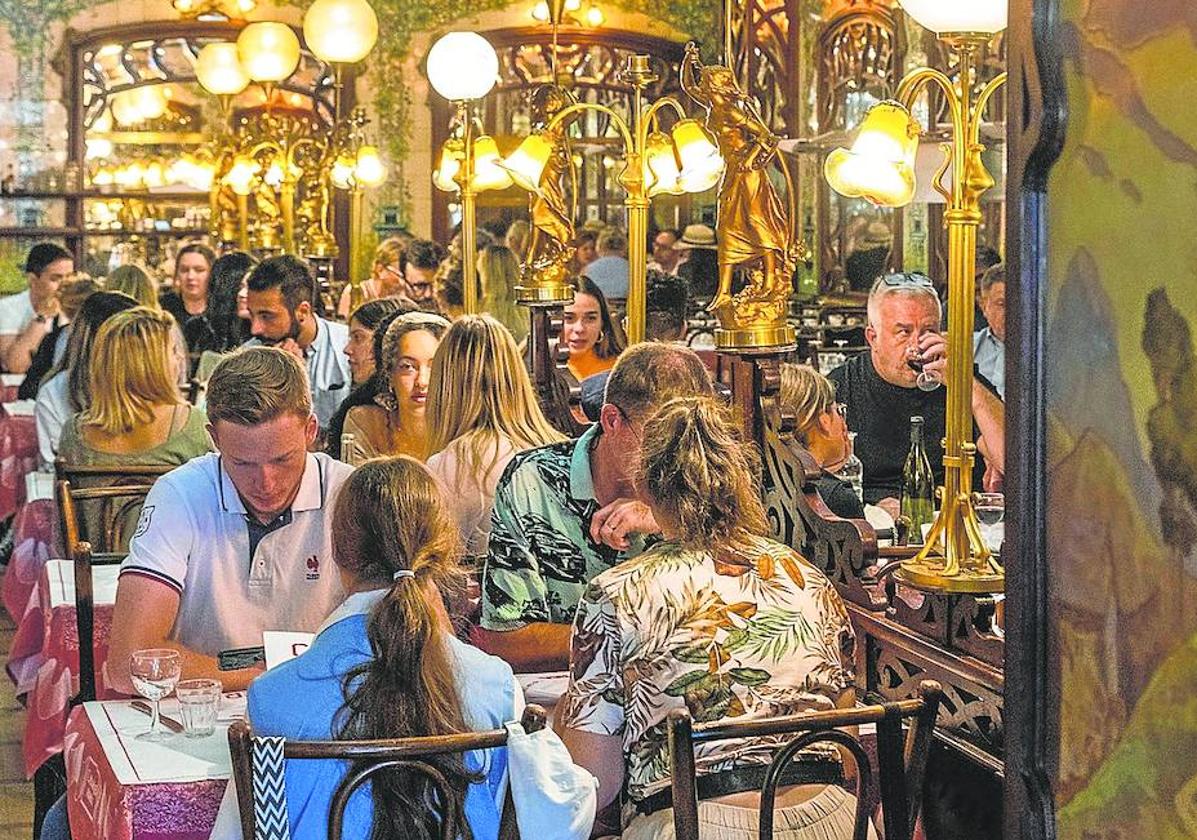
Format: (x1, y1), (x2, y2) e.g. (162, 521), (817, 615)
(882, 272), (935, 289)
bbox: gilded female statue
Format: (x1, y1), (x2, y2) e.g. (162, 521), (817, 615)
(522, 84), (579, 286)
(681, 43), (798, 321)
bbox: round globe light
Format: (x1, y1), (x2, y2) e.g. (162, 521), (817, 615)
(237, 22), (301, 84)
(426, 32), (498, 102)
(354, 145), (387, 187)
(899, 0), (1007, 35)
(303, 0), (378, 65)
(195, 42), (250, 96)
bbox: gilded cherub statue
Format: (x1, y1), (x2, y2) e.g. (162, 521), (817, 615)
(681, 42), (806, 342)
(519, 84), (580, 299)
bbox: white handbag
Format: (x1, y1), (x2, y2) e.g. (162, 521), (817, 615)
(504, 721), (598, 840)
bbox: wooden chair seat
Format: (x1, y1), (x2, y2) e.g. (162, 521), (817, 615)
(666, 681), (943, 840)
(228, 704), (548, 840)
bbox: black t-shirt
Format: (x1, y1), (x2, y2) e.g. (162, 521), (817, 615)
(160, 290), (219, 356)
(815, 472), (866, 521)
(828, 352), (947, 505)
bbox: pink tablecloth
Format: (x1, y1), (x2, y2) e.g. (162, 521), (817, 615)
(20, 561), (117, 777)
(0, 410), (38, 521)
(65, 703), (228, 840)
(2, 496), (59, 634)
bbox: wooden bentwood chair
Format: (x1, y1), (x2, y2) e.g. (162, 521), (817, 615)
(666, 680), (943, 840)
(228, 704), (549, 840)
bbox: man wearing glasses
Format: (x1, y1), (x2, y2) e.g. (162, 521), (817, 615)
(475, 343), (714, 672)
(398, 238), (446, 310)
(828, 272), (1005, 517)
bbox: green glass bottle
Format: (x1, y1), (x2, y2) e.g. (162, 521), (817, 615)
(901, 416), (935, 542)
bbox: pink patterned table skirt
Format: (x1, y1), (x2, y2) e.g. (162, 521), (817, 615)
(65, 705), (228, 840)
(2, 496), (59, 631)
(0, 411), (37, 522)
(21, 561), (117, 777)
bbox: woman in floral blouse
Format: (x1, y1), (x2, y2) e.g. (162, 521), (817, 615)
(558, 396), (863, 840)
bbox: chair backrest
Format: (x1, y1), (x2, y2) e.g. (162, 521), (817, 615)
(228, 704), (549, 840)
(68, 540), (125, 704)
(666, 680), (943, 840)
(55, 465), (170, 552)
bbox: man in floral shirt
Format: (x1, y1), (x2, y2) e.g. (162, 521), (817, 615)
(474, 344), (715, 672)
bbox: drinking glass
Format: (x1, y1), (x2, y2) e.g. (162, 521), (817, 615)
(176, 679), (223, 738)
(905, 345), (942, 391)
(975, 493), (1005, 554)
(130, 649), (182, 741)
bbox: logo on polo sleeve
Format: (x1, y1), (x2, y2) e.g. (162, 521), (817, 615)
(305, 555), (320, 580)
(133, 505), (155, 539)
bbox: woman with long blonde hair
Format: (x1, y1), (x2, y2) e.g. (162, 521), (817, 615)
(425, 314), (564, 557)
(479, 244), (526, 344)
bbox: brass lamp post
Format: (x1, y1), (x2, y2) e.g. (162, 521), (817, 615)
(502, 54), (723, 343)
(427, 32), (501, 316)
(824, 0), (1007, 593)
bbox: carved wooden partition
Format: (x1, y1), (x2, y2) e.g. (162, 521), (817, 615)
(719, 350), (1006, 775)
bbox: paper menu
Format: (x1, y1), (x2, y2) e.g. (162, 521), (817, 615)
(263, 631), (315, 670)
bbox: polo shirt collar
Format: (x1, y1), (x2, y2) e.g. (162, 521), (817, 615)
(316, 588), (387, 636)
(569, 424), (601, 501)
(217, 452), (327, 515)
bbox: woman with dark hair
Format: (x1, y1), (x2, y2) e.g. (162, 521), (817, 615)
(561, 275), (623, 384)
(560, 396), (861, 840)
(247, 456), (521, 840)
(206, 251), (255, 351)
(34, 291), (139, 466)
(159, 242), (218, 354)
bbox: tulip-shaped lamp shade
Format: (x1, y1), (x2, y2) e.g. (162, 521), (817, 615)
(426, 32), (498, 101)
(899, 0), (1007, 36)
(643, 130), (682, 197)
(500, 133), (553, 193)
(303, 0), (378, 65)
(237, 22), (301, 83)
(824, 100), (920, 207)
(471, 136), (513, 191)
(331, 153), (357, 189)
(195, 42), (249, 96)
(354, 145), (387, 187)
(434, 138), (465, 192)
(224, 156), (260, 196)
(672, 119), (724, 193)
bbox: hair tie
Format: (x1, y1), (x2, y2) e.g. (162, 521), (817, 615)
(393, 569), (415, 581)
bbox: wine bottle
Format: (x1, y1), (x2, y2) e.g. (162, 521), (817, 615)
(900, 416), (935, 542)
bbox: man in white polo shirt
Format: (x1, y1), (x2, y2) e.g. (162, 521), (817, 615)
(108, 346), (353, 693)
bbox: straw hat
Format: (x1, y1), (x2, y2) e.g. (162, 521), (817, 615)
(674, 223), (717, 250)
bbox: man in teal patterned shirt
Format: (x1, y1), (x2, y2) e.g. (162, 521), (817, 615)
(474, 343), (715, 672)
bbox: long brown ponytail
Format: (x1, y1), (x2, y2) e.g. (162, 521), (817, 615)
(331, 456), (477, 840)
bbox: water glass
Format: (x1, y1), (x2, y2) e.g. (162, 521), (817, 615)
(130, 649), (182, 741)
(176, 679), (223, 738)
(976, 492), (1005, 553)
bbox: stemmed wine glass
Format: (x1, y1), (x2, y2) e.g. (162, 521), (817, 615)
(905, 345), (942, 391)
(130, 649), (182, 741)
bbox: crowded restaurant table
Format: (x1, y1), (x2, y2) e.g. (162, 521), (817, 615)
(3, 469), (60, 635)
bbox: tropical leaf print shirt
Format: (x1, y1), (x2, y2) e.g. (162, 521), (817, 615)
(558, 537), (856, 803)
(481, 425), (651, 629)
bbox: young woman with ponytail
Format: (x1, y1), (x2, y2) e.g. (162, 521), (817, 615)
(558, 397), (866, 840)
(247, 456), (522, 840)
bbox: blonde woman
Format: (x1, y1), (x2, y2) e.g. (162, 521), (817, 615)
(425, 314), (564, 558)
(336, 235), (411, 318)
(106, 263), (189, 386)
(478, 245), (526, 344)
(778, 362), (863, 520)
(342, 311), (449, 462)
(57, 307), (211, 547)
(559, 397), (862, 840)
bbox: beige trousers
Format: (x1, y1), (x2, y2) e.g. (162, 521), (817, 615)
(622, 784), (877, 840)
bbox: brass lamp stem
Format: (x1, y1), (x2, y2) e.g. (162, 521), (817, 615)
(893, 37), (1007, 594)
(349, 184), (365, 312)
(456, 101), (480, 315)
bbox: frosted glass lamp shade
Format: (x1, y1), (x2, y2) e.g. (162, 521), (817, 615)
(195, 43), (249, 96)
(823, 100), (920, 207)
(237, 22), (301, 83)
(303, 0), (378, 64)
(899, 0), (1007, 35)
(426, 32), (498, 101)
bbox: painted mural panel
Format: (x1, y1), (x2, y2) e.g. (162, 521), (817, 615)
(1047, 0), (1197, 837)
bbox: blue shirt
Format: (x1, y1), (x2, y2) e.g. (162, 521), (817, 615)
(248, 591), (517, 840)
(973, 327), (1005, 399)
(583, 256), (629, 300)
